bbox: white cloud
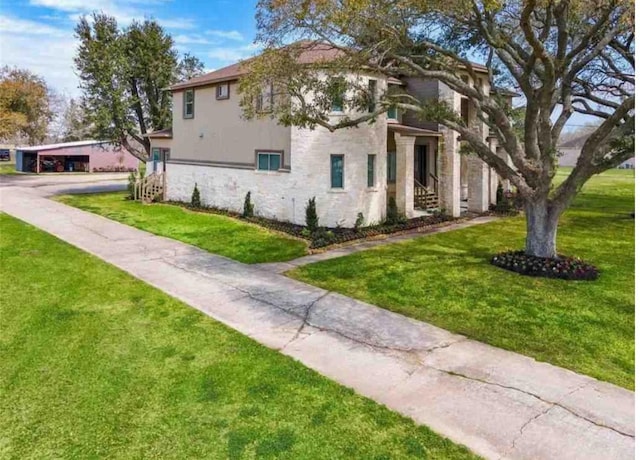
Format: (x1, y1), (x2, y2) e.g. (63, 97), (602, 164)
(205, 29), (244, 41)
(173, 34), (215, 45)
(0, 15), (68, 36)
(0, 16), (79, 96)
(29, 0), (195, 30)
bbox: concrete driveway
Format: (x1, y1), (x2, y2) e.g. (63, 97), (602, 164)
(0, 172), (129, 196)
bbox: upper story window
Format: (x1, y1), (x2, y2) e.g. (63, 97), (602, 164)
(460, 98), (470, 126)
(368, 79), (377, 113)
(257, 151), (281, 171)
(256, 83), (274, 112)
(331, 94), (344, 112)
(183, 89), (194, 119)
(387, 106), (398, 120)
(216, 82), (230, 100)
(328, 78), (345, 113)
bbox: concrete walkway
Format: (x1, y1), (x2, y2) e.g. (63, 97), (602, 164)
(258, 216), (499, 273)
(0, 184), (634, 460)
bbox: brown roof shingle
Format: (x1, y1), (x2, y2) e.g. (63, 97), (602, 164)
(169, 42), (346, 91)
(169, 41), (489, 91)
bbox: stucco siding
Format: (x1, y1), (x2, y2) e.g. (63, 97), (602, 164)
(171, 83), (291, 167)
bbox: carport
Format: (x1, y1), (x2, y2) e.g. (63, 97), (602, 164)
(15, 140), (138, 173)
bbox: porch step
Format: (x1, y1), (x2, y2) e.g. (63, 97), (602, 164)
(415, 194), (439, 210)
(414, 183), (439, 210)
(134, 172), (165, 203)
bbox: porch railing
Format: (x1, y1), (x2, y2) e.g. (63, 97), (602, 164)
(429, 173), (439, 196)
(414, 179), (439, 210)
(134, 172), (165, 203)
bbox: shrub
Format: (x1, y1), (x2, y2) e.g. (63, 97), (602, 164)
(127, 171), (137, 199)
(491, 250), (599, 281)
(385, 197), (405, 225)
(243, 191), (254, 217)
(191, 183), (201, 208)
(354, 212), (364, 232)
(305, 197), (319, 233)
(496, 183), (504, 204)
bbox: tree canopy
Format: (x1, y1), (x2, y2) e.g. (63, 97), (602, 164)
(241, 0), (634, 257)
(0, 66), (53, 144)
(75, 14), (205, 160)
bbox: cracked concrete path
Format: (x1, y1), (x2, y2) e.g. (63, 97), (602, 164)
(257, 216), (500, 274)
(0, 184), (634, 460)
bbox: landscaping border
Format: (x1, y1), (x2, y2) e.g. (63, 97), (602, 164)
(164, 200), (463, 250)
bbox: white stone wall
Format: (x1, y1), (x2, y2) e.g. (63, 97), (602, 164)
(166, 107), (388, 227)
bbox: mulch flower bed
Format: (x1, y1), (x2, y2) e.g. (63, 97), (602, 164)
(167, 201), (457, 249)
(491, 250), (599, 281)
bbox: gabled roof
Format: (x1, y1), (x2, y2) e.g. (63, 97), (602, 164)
(170, 42), (344, 91)
(17, 140), (107, 152)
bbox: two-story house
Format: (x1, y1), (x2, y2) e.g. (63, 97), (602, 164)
(146, 44), (511, 227)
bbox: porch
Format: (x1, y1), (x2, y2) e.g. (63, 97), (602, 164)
(387, 125), (497, 218)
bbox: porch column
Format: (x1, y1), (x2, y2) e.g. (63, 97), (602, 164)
(438, 130), (461, 217)
(467, 154), (490, 213)
(394, 132), (415, 218)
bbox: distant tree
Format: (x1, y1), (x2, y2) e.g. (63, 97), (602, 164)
(0, 66), (53, 144)
(242, 0), (634, 258)
(61, 98), (91, 142)
(178, 53), (205, 82)
(74, 13), (204, 161)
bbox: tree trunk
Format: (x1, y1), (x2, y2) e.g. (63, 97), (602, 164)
(524, 199), (560, 258)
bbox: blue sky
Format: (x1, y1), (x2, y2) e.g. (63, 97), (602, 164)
(0, 0), (261, 97)
(0, 0), (599, 131)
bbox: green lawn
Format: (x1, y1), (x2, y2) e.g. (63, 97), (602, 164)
(0, 162), (17, 175)
(289, 169), (635, 389)
(0, 214), (476, 460)
(56, 192), (308, 264)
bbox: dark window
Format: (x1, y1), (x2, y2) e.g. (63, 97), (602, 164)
(387, 152), (396, 184)
(387, 106), (397, 120)
(460, 98), (469, 126)
(367, 154), (375, 187)
(368, 79), (377, 112)
(330, 154), (344, 188)
(329, 78), (345, 112)
(257, 152), (281, 171)
(256, 84), (273, 112)
(216, 83), (229, 100)
(183, 89), (194, 118)
(331, 92), (344, 112)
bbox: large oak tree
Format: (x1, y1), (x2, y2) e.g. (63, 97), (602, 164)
(240, 0), (634, 258)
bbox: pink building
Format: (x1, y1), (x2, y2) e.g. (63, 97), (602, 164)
(15, 140), (139, 173)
